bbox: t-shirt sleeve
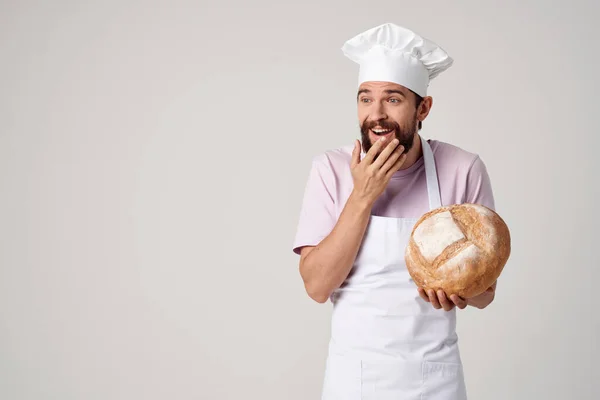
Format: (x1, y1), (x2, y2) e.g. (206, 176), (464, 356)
(292, 155), (337, 255)
(464, 156), (496, 211)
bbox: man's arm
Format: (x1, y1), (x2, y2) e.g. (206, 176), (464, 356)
(298, 138), (407, 303)
(299, 192), (372, 303)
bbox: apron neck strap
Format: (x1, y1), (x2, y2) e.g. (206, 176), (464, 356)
(421, 135), (442, 210)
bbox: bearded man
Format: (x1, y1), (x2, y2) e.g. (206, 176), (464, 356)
(292, 23), (497, 399)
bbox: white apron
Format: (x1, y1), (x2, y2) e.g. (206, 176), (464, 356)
(321, 136), (467, 400)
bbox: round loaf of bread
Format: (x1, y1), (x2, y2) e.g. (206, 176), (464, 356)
(405, 203), (511, 299)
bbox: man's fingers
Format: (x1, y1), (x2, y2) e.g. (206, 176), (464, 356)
(385, 152), (408, 179)
(361, 136), (387, 164)
(350, 140), (361, 168)
(418, 287), (430, 302)
(427, 289), (441, 309)
(370, 139), (400, 170)
(450, 294), (468, 309)
(381, 145), (405, 175)
(438, 290), (455, 311)
(421, 288), (462, 311)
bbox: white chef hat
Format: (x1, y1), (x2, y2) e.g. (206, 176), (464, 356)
(341, 23), (453, 97)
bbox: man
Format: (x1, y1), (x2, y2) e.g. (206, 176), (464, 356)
(292, 23), (497, 399)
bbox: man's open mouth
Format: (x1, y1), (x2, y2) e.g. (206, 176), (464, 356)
(371, 128), (394, 136)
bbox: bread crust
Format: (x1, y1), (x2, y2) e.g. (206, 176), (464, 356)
(405, 204), (511, 298)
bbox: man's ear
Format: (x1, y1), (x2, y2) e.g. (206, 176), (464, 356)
(418, 96), (433, 123)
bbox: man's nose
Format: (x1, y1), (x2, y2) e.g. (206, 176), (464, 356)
(371, 103), (387, 121)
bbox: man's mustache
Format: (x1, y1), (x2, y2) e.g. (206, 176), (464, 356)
(361, 120), (400, 131)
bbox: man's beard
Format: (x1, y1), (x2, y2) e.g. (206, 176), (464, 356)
(360, 114), (418, 155)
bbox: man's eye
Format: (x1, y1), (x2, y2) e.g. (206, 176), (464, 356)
(389, 98), (400, 103)
(360, 98), (371, 103)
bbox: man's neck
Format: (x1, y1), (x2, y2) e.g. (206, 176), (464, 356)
(399, 133), (423, 170)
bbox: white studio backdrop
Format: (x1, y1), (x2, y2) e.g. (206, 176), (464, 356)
(1, 0), (598, 399)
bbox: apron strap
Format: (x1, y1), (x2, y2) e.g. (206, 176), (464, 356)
(421, 136), (442, 210)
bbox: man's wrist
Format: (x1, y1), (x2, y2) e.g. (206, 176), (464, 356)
(347, 190), (375, 212)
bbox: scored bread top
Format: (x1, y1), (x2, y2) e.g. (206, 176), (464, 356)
(405, 203), (510, 298)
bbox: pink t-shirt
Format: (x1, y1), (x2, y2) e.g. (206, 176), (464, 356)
(292, 139), (495, 255)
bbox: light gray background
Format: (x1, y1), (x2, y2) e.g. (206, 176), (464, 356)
(1, 0), (598, 399)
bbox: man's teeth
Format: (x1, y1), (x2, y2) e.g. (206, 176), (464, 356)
(373, 129), (392, 135)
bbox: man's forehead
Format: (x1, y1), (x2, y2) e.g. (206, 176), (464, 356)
(358, 81), (409, 93)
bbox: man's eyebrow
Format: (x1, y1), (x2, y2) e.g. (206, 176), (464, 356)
(357, 89), (371, 99)
(384, 89), (406, 97)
